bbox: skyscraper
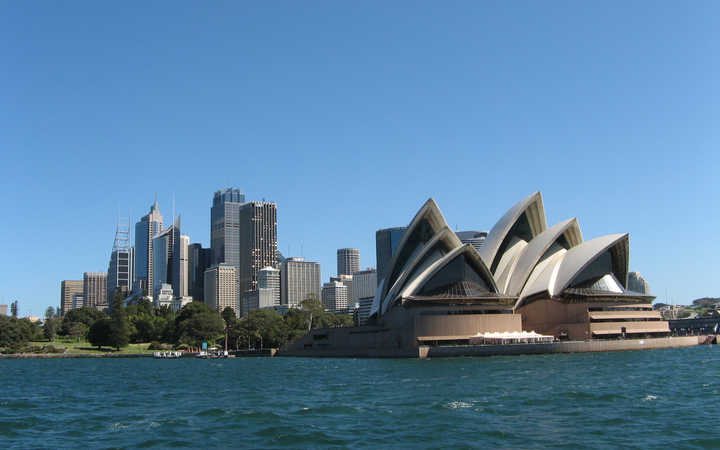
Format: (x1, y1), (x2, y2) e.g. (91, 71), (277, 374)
(60, 280), (84, 315)
(375, 227), (406, 286)
(337, 248), (360, 276)
(178, 234), (190, 298)
(107, 218), (134, 305)
(210, 188), (245, 268)
(280, 257), (321, 307)
(238, 201), (278, 293)
(134, 200), (163, 296)
(83, 272), (107, 310)
(152, 216), (180, 298)
(188, 243), (212, 302)
(204, 264), (238, 316)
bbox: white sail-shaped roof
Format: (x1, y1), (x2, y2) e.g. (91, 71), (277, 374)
(478, 192), (547, 277)
(380, 227), (462, 314)
(505, 218), (583, 296)
(398, 244), (498, 300)
(552, 233), (629, 295)
(380, 198), (450, 301)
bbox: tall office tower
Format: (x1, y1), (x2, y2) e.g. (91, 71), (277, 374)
(455, 230), (488, 253)
(188, 243), (212, 302)
(107, 218), (134, 305)
(257, 266), (281, 306)
(134, 199), (163, 296)
(0, 304), (8, 316)
(322, 280), (349, 312)
(280, 257), (321, 307)
(178, 234), (190, 298)
(352, 269), (377, 325)
(60, 280), (84, 315)
(375, 227), (407, 286)
(628, 272), (651, 295)
(238, 201), (278, 293)
(204, 264), (238, 316)
(71, 294), (84, 309)
(210, 188), (245, 267)
(337, 248), (360, 276)
(83, 272), (108, 310)
(152, 216), (180, 298)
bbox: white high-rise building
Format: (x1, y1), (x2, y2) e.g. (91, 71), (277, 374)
(351, 269), (377, 305)
(204, 264), (239, 316)
(322, 280), (348, 312)
(257, 266), (280, 306)
(352, 269), (377, 325)
(280, 257), (321, 307)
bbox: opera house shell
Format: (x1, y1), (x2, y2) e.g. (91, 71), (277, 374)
(283, 192), (672, 356)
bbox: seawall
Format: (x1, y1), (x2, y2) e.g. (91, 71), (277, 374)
(279, 336), (703, 359)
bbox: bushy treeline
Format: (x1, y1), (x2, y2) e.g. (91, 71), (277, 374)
(2, 294), (353, 353)
(223, 298), (354, 349)
(0, 316), (43, 352)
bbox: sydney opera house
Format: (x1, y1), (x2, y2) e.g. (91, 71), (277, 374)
(283, 192), (694, 357)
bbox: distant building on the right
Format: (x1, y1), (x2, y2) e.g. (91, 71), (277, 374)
(455, 230), (488, 252)
(337, 248), (360, 276)
(375, 227), (407, 286)
(0, 304), (7, 316)
(627, 272), (651, 295)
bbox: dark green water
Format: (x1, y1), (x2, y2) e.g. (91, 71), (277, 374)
(2, 346), (720, 448)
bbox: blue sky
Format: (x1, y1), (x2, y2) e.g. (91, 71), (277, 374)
(1, 2), (717, 316)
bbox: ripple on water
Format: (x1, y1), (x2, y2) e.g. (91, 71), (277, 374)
(1, 346), (719, 448)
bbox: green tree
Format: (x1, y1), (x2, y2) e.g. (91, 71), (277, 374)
(10, 301), (18, 318)
(88, 319), (113, 350)
(108, 292), (129, 350)
(45, 306), (55, 321)
(174, 302), (225, 348)
(0, 316), (37, 350)
(67, 322), (89, 341)
(59, 307), (107, 336)
(245, 309), (287, 348)
(43, 318), (58, 342)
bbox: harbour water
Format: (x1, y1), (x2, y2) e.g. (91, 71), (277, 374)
(2, 346), (720, 448)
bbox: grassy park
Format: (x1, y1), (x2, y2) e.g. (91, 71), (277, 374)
(27, 339), (155, 354)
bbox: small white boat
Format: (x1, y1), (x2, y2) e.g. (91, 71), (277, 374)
(153, 351), (182, 358)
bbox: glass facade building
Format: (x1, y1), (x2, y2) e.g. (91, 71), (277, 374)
(375, 227), (406, 286)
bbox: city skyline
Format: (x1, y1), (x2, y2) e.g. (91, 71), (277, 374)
(1, 2), (717, 316)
